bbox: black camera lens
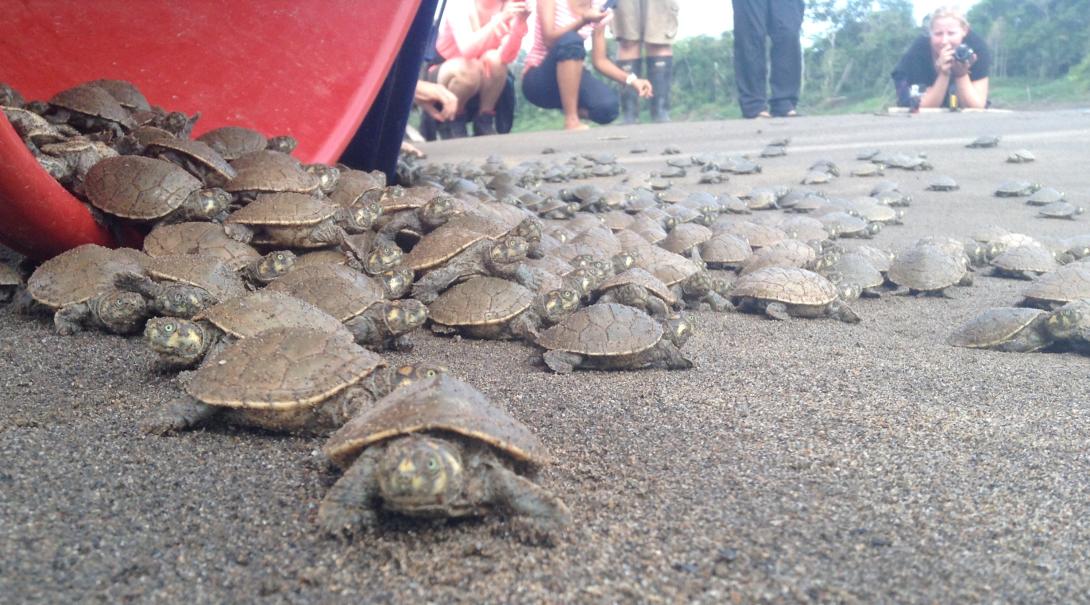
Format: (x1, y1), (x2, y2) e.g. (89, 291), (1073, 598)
(954, 44), (974, 62)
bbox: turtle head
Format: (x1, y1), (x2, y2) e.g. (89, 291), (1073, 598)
(985, 241), (1006, 261)
(378, 435), (464, 512)
(144, 316), (207, 362)
(963, 241), (989, 267)
(157, 284), (217, 318)
(384, 299), (428, 335)
(836, 280), (863, 302)
(490, 236), (530, 265)
(161, 111), (199, 137)
(663, 313), (694, 347)
(682, 272), (713, 297)
(94, 289), (148, 334)
(563, 268), (596, 298)
(864, 221), (883, 237)
(1045, 303), (1090, 341)
(251, 250), (296, 283)
(512, 217), (544, 243)
(379, 266), (414, 299)
(304, 163), (340, 194)
(364, 244), (404, 275)
(388, 364), (447, 390)
(1067, 246), (1090, 261)
(420, 195), (459, 228)
(811, 252), (839, 273)
(612, 252), (636, 274)
(266, 135), (298, 154)
(541, 288), (581, 323)
(193, 187), (232, 220)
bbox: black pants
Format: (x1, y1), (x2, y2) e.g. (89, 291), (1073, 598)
(521, 31), (619, 125)
(732, 0), (804, 117)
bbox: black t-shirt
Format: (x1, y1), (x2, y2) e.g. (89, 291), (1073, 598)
(891, 30), (991, 106)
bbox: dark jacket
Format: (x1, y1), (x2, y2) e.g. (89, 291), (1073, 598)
(891, 30), (991, 107)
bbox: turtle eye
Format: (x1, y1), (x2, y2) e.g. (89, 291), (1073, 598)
(163, 323), (175, 333)
(425, 369), (437, 377)
(426, 456), (440, 472)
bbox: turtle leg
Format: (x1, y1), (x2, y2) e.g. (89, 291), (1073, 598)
(510, 265), (540, 293)
(54, 302), (91, 335)
(411, 265), (463, 304)
(542, 350), (581, 374)
(702, 291), (734, 312)
(318, 448), (383, 537)
(344, 316), (380, 348)
(764, 302), (792, 321)
(828, 300), (861, 324)
(113, 271), (160, 299)
(141, 395), (219, 435)
(481, 462), (571, 533)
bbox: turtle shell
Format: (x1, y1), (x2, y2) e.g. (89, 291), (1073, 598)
(187, 327), (382, 410)
(601, 210), (635, 231)
(138, 128), (237, 184)
(714, 220), (788, 249)
(323, 374), (550, 469)
(402, 214), (502, 272)
(728, 267), (838, 306)
(27, 244), (148, 307)
(740, 239), (816, 275)
(85, 156), (203, 220)
(329, 169), (386, 208)
(143, 222), (261, 270)
(428, 276), (534, 327)
(86, 79), (151, 111)
(597, 268), (678, 305)
(819, 212), (868, 235)
(2, 107), (66, 144)
(1038, 202), (1081, 218)
(995, 181), (1038, 197)
(195, 290), (348, 339)
(536, 302), (663, 357)
(1021, 264), (1090, 307)
(628, 243), (700, 287)
(991, 245), (1058, 274)
(948, 307), (1046, 348)
(226, 192), (337, 226)
(556, 228), (623, 262)
(378, 185), (443, 212)
(50, 85), (135, 128)
(146, 254), (248, 301)
(888, 245), (966, 291)
(267, 264), (386, 321)
(699, 233), (752, 268)
(659, 223), (713, 254)
(197, 126), (268, 161)
(226, 150), (319, 194)
(1025, 187), (1064, 206)
(827, 253), (884, 289)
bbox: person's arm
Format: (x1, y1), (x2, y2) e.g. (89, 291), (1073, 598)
(537, 0), (605, 47)
(497, 16), (529, 64)
(415, 80), (458, 122)
(951, 56), (988, 108)
(918, 44), (953, 108)
(589, 26), (652, 96)
(448, 4), (506, 60)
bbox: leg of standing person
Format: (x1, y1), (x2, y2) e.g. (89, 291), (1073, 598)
(732, 0), (771, 118)
(768, 0), (805, 117)
(643, 0), (678, 122)
(613, 0), (644, 124)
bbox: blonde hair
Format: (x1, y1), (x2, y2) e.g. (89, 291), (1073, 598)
(929, 6), (970, 31)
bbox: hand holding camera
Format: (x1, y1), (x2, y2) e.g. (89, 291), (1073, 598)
(950, 44), (976, 78)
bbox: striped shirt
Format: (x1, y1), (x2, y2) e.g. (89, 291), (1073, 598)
(523, 0), (612, 72)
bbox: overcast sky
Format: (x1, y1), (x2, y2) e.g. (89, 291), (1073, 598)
(676, 1), (982, 39)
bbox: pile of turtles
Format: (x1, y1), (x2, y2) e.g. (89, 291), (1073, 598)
(5, 78), (1090, 538)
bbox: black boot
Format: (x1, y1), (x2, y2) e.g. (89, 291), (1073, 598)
(646, 56), (673, 123)
(437, 115), (469, 140)
(615, 58), (642, 125)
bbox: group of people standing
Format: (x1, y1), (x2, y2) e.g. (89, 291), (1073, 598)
(414, 1), (989, 140)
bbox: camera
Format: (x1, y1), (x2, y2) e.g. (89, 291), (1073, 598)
(954, 44), (974, 63)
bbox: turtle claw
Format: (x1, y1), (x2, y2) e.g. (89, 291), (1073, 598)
(317, 503), (377, 539)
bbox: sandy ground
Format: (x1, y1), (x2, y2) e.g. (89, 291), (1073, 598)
(3, 109), (1090, 603)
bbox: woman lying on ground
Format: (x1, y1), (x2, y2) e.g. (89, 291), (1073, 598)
(891, 6), (990, 109)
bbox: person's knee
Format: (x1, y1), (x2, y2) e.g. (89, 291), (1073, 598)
(442, 58), (483, 86)
(587, 93), (620, 124)
(552, 31), (587, 62)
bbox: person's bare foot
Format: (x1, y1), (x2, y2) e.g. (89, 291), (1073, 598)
(400, 141), (425, 158)
(564, 117), (590, 131)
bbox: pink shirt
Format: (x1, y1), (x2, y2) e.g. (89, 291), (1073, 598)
(435, 2), (529, 64)
(524, 0), (612, 71)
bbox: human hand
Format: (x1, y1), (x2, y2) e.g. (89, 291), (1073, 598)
(950, 52), (976, 78)
(632, 78), (653, 98)
(414, 80), (457, 122)
(934, 44), (954, 76)
(581, 8), (607, 25)
(502, 1), (530, 21)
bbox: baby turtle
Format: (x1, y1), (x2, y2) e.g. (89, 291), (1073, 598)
(966, 135), (1000, 148)
(1038, 202), (1083, 220)
(0, 263), (22, 303)
(850, 164), (884, 177)
(1006, 149), (1035, 164)
(699, 233), (752, 270)
(727, 267), (860, 322)
(887, 245), (970, 296)
(593, 268), (678, 317)
(820, 253), (885, 298)
(136, 127), (237, 187)
(1018, 264), (1090, 309)
(947, 307), (1051, 353)
(318, 374), (570, 537)
(1025, 187), (1064, 206)
(48, 84), (136, 135)
(24, 244), (149, 335)
(990, 245), (1058, 279)
(536, 303), (693, 372)
(197, 126), (270, 160)
(1042, 300), (1090, 352)
(927, 176), (959, 191)
(994, 181), (1040, 198)
(142, 290), (350, 368)
(225, 150), (320, 200)
(84, 156), (232, 224)
(143, 222), (260, 270)
(143, 327), (442, 434)
(114, 254), (247, 318)
(411, 234), (536, 304)
(739, 239), (817, 275)
(428, 276), (580, 341)
(225, 192), (372, 248)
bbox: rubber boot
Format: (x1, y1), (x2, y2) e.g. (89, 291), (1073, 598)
(615, 58), (642, 125)
(472, 111), (497, 136)
(438, 115), (468, 140)
(646, 56), (673, 123)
